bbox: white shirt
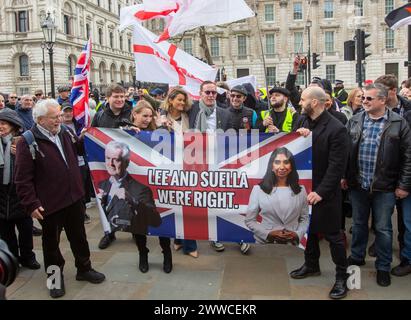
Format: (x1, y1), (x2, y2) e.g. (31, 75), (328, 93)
(206, 108), (217, 131)
(37, 124), (67, 164)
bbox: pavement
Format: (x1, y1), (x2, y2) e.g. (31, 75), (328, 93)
(6, 205), (411, 300)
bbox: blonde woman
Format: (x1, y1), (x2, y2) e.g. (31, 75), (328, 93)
(131, 100), (158, 131)
(341, 88), (364, 120)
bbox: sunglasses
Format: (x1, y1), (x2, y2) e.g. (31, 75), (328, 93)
(9, 96), (17, 99)
(361, 96), (377, 101)
(35, 94), (42, 96)
(204, 90), (217, 96)
(230, 94), (244, 99)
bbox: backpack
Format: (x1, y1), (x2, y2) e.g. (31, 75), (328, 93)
(22, 124), (75, 160)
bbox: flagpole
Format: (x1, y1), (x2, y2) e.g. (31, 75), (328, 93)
(253, 0), (269, 99)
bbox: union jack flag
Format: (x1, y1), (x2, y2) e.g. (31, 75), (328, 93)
(85, 129), (312, 246)
(70, 39), (92, 135)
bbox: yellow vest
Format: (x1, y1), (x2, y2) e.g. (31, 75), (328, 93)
(261, 107), (295, 133)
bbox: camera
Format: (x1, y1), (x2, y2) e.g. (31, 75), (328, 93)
(0, 239), (19, 292)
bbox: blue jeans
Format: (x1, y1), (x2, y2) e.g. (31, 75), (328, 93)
(400, 194), (411, 263)
(174, 239), (197, 254)
(350, 188), (396, 272)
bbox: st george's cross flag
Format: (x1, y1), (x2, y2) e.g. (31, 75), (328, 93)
(120, 0), (255, 43)
(385, 3), (411, 30)
(70, 39), (92, 135)
(131, 23), (217, 97)
(85, 129), (312, 248)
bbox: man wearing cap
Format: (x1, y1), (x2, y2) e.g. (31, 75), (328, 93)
(57, 86), (71, 107)
(227, 85), (257, 131)
(260, 87), (299, 133)
(333, 80), (348, 106)
(150, 88), (165, 101)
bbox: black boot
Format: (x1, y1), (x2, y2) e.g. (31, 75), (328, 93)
(163, 249), (173, 273)
(139, 249), (149, 273)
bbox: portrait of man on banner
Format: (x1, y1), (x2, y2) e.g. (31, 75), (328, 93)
(245, 147), (310, 246)
(97, 141), (162, 234)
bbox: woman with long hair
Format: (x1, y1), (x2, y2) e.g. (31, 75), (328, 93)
(131, 100), (158, 131)
(160, 87), (199, 258)
(245, 147), (309, 244)
(341, 88), (364, 120)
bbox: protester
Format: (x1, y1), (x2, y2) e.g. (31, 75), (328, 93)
(5, 93), (19, 110)
(291, 87), (350, 300)
(343, 83), (411, 287)
(0, 109), (40, 270)
(227, 85), (257, 132)
(333, 80), (348, 106)
(0, 95), (5, 110)
(14, 99), (105, 298)
(341, 88), (364, 120)
(16, 94), (35, 131)
(57, 86), (71, 107)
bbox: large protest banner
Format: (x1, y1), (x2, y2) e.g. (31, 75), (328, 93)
(85, 129), (312, 246)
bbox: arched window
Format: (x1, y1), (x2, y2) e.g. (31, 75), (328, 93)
(99, 62), (106, 83)
(120, 65), (126, 82)
(119, 35), (123, 51)
(86, 23), (90, 39)
(19, 54), (29, 76)
(109, 32), (114, 48)
(110, 64), (116, 83)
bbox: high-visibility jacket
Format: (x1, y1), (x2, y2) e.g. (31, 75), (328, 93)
(261, 107), (295, 133)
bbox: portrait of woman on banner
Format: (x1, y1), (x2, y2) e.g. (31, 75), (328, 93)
(245, 147), (309, 245)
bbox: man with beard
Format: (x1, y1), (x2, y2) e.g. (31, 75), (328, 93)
(260, 87), (299, 133)
(291, 87), (350, 299)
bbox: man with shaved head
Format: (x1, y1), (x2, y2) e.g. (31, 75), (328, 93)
(290, 87), (350, 300)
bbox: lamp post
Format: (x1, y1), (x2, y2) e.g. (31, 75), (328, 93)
(306, 19), (312, 83)
(40, 42), (47, 95)
(41, 12), (57, 98)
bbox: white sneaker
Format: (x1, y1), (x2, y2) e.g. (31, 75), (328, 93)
(210, 241), (225, 252)
(239, 242), (250, 254)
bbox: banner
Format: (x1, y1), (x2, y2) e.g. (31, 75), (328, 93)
(85, 129), (312, 247)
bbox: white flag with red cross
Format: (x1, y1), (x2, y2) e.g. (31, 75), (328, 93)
(131, 22), (217, 96)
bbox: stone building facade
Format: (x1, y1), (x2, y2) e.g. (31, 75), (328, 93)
(0, 0), (409, 96)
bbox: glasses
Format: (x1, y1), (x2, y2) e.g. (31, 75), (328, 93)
(204, 90), (217, 96)
(9, 96), (17, 99)
(361, 96), (377, 102)
(35, 94), (42, 96)
(230, 94), (244, 99)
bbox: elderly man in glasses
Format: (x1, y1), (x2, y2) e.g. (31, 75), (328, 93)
(6, 93), (19, 111)
(342, 83), (411, 287)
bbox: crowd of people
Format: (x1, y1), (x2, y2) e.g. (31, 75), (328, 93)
(1, 55), (411, 300)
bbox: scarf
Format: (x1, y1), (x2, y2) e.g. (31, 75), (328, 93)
(0, 134), (13, 184)
(194, 100), (216, 132)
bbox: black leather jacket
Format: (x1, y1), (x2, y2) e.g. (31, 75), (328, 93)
(346, 109), (411, 192)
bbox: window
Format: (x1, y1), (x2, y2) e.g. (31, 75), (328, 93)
(109, 32), (114, 48)
(210, 37), (219, 57)
(108, 0), (112, 12)
(68, 56), (75, 78)
(97, 0), (100, 6)
(265, 4), (274, 22)
(294, 32), (303, 53)
(385, 0), (394, 15)
(265, 34), (275, 55)
(386, 29), (394, 49)
(19, 55), (29, 76)
(16, 11), (29, 32)
(128, 38), (132, 52)
(86, 23), (90, 39)
(183, 38), (193, 55)
(118, 4), (121, 15)
(237, 68), (249, 78)
(64, 15), (70, 35)
(159, 19), (165, 31)
(354, 0), (363, 16)
(326, 65), (336, 83)
(120, 35), (123, 50)
(98, 28), (103, 45)
(294, 2), (303, 20)
(324, 0), (334, 18)
(238, 35), (247, 59)
(385, 63), (398, 80)
(325, 31), (334, 54)
(266, 67), (276, 86)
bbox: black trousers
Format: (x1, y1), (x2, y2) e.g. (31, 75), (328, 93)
(39, 200), (91, 273)
(304, 231), (348, 280)
(396, 200), (405, 252)
(0, 216), (35, 263)
(134, 234), (171, 254)
(80, 164), (95, 204)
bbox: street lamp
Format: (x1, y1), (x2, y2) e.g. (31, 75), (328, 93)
(40, 42), (47, 96)
(41, 12), (57, 98)
(306, 19), (312, 84)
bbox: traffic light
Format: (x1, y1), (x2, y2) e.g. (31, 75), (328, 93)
(357, 29), (371, 60)
(312, 52), (320, 69)
(344, 40), (356, 61)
